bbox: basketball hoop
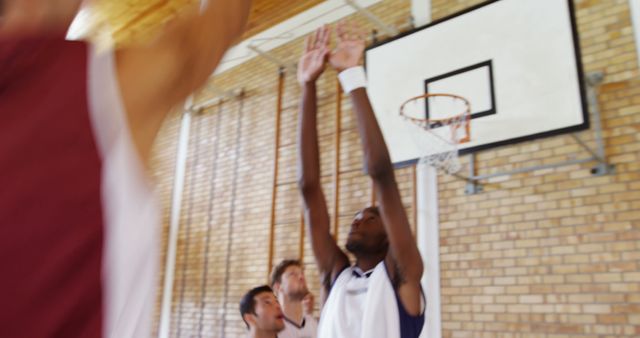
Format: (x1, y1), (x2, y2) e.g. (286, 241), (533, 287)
(399, 93), (471, 174)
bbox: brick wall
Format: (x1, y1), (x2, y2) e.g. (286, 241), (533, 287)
(150, 1), (640, 337)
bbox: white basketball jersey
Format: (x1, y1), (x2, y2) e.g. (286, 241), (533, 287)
(317, 262), (400, 338)
(279, 314), (318, 338)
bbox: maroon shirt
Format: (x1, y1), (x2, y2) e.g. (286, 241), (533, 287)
(0, 36), (104, 338)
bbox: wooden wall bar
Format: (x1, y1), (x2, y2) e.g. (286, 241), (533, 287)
(267, 68), (286, 282)
(332, 79), (343, 241)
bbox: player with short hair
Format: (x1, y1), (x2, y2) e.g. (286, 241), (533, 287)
(297, 23), (426, 338)
(240, 285), (286, 338)
(271, 259), (318, 338)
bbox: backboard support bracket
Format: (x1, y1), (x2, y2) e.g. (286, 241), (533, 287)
(462, 71), (614, 195)
(345, 0), (399, 37)
(188, 87), (245, 114)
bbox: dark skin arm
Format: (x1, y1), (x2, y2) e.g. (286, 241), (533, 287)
(329, 21), (424, 316)
(297, 26), (350, 297)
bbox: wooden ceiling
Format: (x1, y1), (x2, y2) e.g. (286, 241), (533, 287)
(77, 0), (323, 44)
(245, 0), (324, 38)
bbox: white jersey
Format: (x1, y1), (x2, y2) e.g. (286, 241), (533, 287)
(317, 262), (396, 338)
(317, 262), (425, 338)
(90, 44), (161, 338)
(279, 314), (318, 338)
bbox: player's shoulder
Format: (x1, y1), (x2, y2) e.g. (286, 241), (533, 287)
(304, 314), (319, 330)
(277, 319), (296, 338)
(279, 315), (319, 338)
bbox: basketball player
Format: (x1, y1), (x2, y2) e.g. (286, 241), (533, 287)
(240, 285), (286, 338)
(271, 259), (318, 338)
(297, 24), (425, 338)
(0, 1), (251, 337)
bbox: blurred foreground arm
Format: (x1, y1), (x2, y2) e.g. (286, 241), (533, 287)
(0, 0), (83, 36)
(116, 0), (252, 160)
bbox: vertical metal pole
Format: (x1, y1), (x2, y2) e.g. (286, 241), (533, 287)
(417, 164), (442, 338)
(299, 211), (305, 261)
(465, 154), (482, 194)
(585, 71), (614, 176)
(220, 92), (246, 338)
(412, 165), (418, 241)
(158, 102), (193, 338)
(197, 102), (224, 338)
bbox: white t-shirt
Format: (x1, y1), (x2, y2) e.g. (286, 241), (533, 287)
(279, 314), (318, 338)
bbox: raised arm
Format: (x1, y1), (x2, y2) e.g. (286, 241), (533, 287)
(0, 0), (83, 37)
(297, 27), (349, 295)
(329, 22), (424, 315)
(115, 0), (252, 161)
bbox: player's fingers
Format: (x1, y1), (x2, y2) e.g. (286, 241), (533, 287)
(321, 25), (330, 46)
(357, 25), (367, 41)
(351, 22), (360, 40)
(337, 21), (346, 41)
(304, 34), (312, 52)
(317, 25), (325, 47)
(321, 47), (330, 60)
(347, 20), (356, 39)
(313, 27), (322, 48)
(316, 47), (328, 63)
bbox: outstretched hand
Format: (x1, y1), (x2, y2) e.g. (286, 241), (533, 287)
(329, 21), (366, 72)
(298, 25), (331, 85)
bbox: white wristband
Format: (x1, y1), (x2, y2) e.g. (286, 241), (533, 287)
(338, 66), (367, 93)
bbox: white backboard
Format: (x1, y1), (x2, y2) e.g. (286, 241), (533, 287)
(366, 0), (588, 167)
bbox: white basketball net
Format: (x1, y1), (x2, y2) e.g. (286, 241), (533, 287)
(399, 93), (471, 174)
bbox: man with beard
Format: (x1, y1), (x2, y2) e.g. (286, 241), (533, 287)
(296, 23), (425, 338)
(271, 259), (318, 338)
(240, 285), (286, 338)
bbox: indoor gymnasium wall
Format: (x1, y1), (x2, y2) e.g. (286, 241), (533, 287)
(431, 0), (640, 337)
(148, 0), (640, 338)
